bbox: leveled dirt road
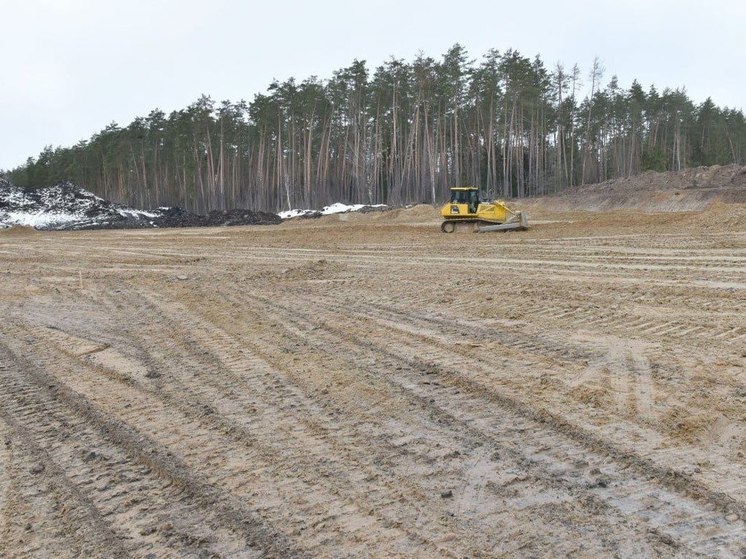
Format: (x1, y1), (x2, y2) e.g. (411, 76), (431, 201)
(1, 205), (745, 558)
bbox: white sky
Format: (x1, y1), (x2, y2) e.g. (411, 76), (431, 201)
(1, 0), (744, 170)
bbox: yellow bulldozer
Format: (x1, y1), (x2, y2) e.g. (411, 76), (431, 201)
(440, 187), (528, 233)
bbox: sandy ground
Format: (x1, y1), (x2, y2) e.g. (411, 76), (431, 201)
(0, 202), (745, 558)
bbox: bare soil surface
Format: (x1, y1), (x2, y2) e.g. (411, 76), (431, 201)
(1, 200), (745, 557)
(522, 164), (746, 212)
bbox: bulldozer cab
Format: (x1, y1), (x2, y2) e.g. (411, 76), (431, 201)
(449, 188), (480, 214)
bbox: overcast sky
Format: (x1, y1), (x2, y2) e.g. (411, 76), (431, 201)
(1, 0), (744, 170)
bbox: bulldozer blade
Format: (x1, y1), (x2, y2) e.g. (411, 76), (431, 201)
(477, 212), (528, 232)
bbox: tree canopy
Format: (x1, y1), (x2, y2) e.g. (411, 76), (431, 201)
(8, 45), (745, 212)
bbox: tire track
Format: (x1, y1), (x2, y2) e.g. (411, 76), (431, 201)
(236, 290), (746, 558)
(292, 288), (746, 496)
(124, 287), (647, 557)
(0, 329), (301, 559)
(7, 318), (444, 558)
(104, 285), (681, 557)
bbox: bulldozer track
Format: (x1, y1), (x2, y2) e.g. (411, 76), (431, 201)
(0, 328), (302, 558)
(1, 209), (744, 557)
(79, 272), (742, 556)
(4, 299), (504, 557)
(0, 368), (127, 559)
(293, 289), (744, 488)
(75, 289), (471, 556)
(102, 286), (644, 556)
(232, 290), (745, 557)
(122, 289), (683, 556)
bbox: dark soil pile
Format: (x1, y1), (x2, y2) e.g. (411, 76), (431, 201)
(0, 180), (280, 230)
(149, 207), (281, 229)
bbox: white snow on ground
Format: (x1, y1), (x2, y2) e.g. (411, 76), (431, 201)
(278, 203), (387, 219)
(2, 189), (28, 207)
(321, 202), (386, 215)
(117, 208), (160, 219)
(1, 207), (159, 229)
(0, 180), (163, 229)
(277, 208), (314, 219)
(3, 211), (82, 228)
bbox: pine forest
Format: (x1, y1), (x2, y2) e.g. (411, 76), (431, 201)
(7, 45), (746, 213)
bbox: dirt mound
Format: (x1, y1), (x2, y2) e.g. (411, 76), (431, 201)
(695, 202), (746, 229)
(369, 204), (439, 222)
(573, 164), (746, 193)
(0, 180), (280, 230)
(525, 165), (746, 213)
(153, 207), (281, 228)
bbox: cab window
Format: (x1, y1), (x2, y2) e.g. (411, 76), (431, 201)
(469, 190), (479, 208)
(450, 190), (470, 204)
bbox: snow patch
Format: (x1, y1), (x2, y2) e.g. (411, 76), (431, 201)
(117, 208), (159, 219)
(279, 203), (388, 219)
(278, 208), (317, 219)
(4, 211), (82, 228)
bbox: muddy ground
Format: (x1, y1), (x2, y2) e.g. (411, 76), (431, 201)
(0, 197), (745, 557)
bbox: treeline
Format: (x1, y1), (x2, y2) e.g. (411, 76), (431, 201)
(8, 45), (746, 212)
